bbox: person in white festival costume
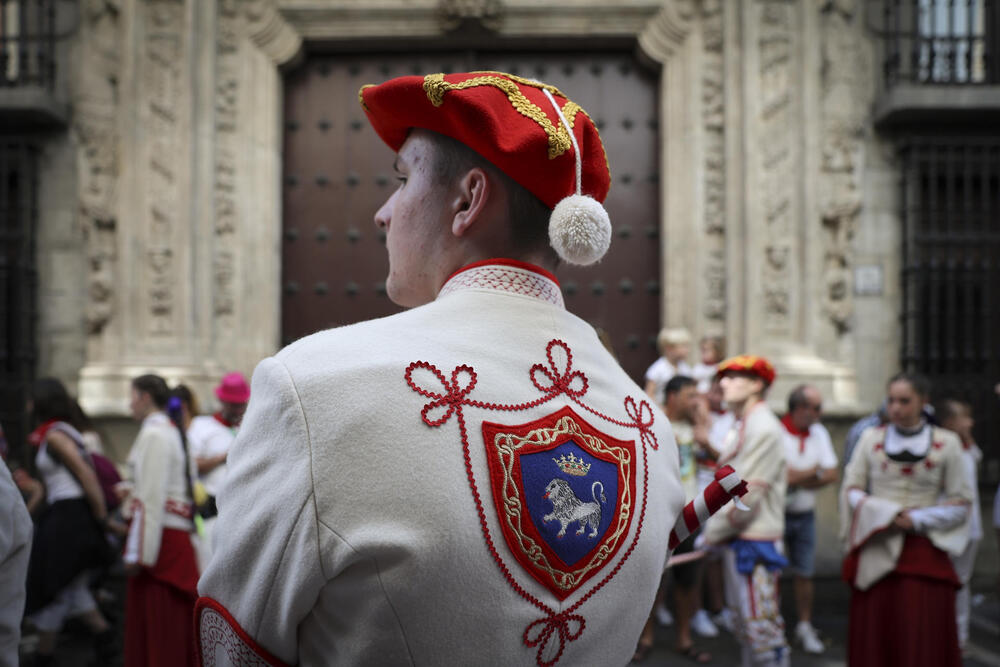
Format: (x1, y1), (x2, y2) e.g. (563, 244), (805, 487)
(703, 355), (789, 667)
(193, 71), (752, 666)
(840, 372), (971, 667)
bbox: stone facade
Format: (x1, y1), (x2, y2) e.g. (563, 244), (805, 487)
(37, 0), (885, 416)
(29, 0), (982, 575)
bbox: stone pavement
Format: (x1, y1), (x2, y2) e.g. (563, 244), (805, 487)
(23, 575), (1000, 666)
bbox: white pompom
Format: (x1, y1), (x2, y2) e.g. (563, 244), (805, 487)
(548, 194), (612, 266)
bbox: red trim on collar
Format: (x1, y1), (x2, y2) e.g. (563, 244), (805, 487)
(213, 412), (236, 429)
(445, 258), (560, 287)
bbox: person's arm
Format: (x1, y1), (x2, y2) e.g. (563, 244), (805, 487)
(787, 465), (819, 486)
(196, 452), (227, 475)
(799, 466), (838, 489)
(46, 430), (107, 522)
(796, 424), (840, 489)
(12, 469), (45, 515)
(196, 356), (325, 666)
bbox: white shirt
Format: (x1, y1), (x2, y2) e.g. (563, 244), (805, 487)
(188, 415), (236, 497)
(644, 357), (693, 405)
(782, 421), (837, 513)
(34, 423), (85, 504)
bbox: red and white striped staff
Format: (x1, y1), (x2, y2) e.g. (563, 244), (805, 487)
(668, 464), (749, 550)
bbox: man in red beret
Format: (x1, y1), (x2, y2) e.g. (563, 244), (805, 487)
(196, 72), (707, 666)
(703, 355), (790, 666)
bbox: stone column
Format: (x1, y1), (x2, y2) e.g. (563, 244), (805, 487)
(731, 0), (859, 411)
(76, 0), (300, 415)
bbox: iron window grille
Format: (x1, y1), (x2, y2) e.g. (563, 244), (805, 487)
(899, 136), (1000, 482)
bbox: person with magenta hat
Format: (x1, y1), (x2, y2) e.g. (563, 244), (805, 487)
(186, 372), (249, 545)
(703, 355), (790, 666)
(194, 71), (750, 666)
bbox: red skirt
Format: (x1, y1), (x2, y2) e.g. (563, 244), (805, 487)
(125, 528), (199, 667)
(847, 535), (961, 667)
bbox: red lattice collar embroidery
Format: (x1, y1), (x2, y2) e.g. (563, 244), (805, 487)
(437, 258), (564, 308)
(404, 339), (659, 666)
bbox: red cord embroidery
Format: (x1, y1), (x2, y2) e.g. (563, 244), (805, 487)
(404, 338), (657, 667)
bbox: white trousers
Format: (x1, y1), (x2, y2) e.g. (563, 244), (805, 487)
(721, 546), (790, 667)
(952, 537), (980, 648)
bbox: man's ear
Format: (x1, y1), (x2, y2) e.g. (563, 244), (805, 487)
(451, 168), (490, 237)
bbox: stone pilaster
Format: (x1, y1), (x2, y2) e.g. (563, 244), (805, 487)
(77, 0), (298, 415)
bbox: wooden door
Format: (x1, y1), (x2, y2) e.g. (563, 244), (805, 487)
(282, 52), (660, 383)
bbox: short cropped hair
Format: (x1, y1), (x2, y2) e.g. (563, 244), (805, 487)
(665, 375), (697, 398)
(787, 384), (811, 414)
(423, 130), (555, 263)
(887, 372), (931, 399)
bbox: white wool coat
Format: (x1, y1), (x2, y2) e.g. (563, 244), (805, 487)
(196, 261), (685, 667)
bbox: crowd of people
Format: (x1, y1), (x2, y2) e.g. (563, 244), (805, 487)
(0, 67), (996, 667)
(0, 371), (248, 666)
(634, 327), (992, 666)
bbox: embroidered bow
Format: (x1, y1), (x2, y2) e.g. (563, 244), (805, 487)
(530, 340), (588, 399)
(624, 396), (659, 451)
(524, 612), (586, 667)
(404, 362), (478, 427)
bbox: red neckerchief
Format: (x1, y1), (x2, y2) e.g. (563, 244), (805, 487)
(213, 412), (237, 429)
(28, 419), (59, 447)
(780, 413), (810, 454)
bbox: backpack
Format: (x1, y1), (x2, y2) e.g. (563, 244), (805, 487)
(47, 422), (123, 512)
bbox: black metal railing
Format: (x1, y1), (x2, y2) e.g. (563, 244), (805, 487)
(882, 0), (1000, 86)
(0, 0), (56, 88)
(0, 139), (38, 465)
(900, 136), (1000, 483)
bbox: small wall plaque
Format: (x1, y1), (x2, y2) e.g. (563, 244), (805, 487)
(854, 264), (883, 296)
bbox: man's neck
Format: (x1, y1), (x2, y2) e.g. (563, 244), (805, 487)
(731, 395), (761, 420)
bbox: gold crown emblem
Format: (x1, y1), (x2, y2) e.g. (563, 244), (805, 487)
(553, 452), (591, 477)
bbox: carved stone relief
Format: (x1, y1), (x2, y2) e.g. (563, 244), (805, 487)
(75, 0), (121, 336)
(214, 2), (241, 332)
(701, 0), (726, 325)
(438, 0), (505, 32)
(757, 0), (794, 333)
(144, 0), (184, 336)
(819, 0), (868, 333)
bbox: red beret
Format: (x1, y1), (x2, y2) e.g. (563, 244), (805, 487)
(358, 71), (611, 210)
(717, 355), (777, 387)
